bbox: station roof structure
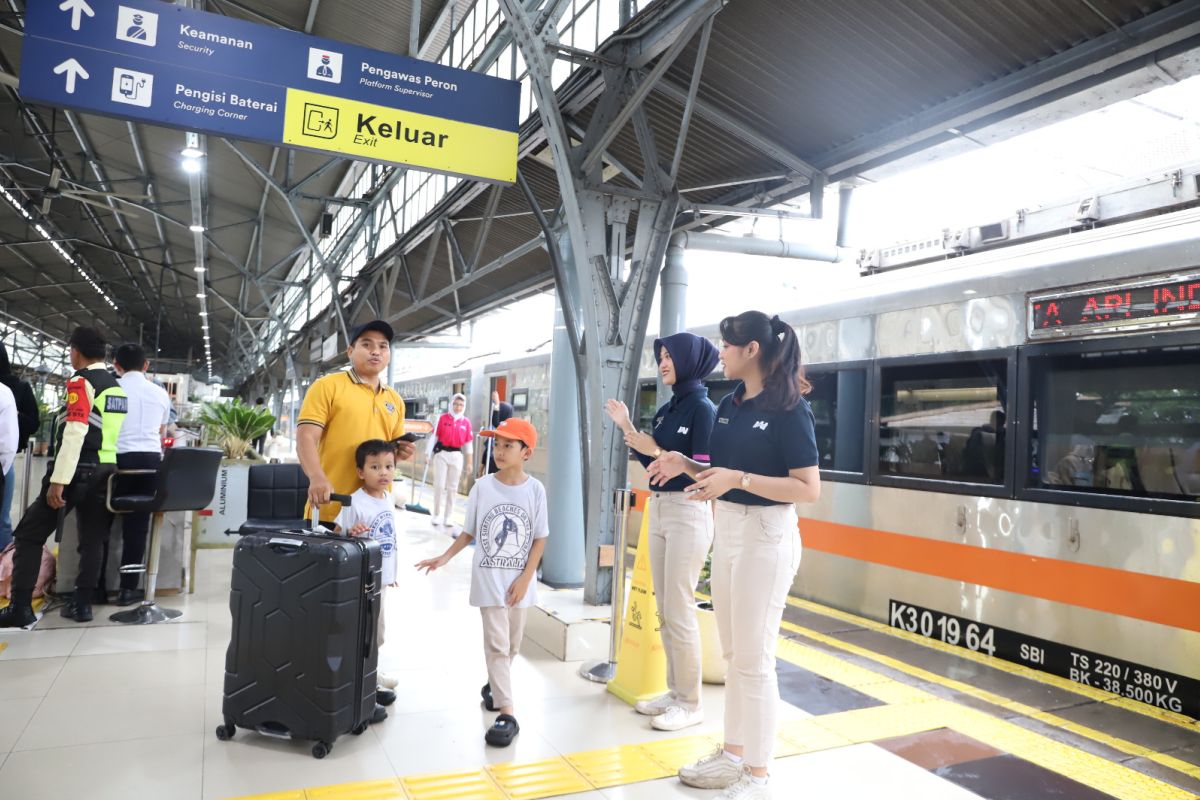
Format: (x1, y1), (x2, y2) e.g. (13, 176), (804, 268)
(1, 0), (1198, 387)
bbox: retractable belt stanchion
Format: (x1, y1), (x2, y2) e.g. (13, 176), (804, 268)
(579, 488), (631, 683)
(21, 436), (35, 510)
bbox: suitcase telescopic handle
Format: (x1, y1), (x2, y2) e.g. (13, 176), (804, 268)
(267, 537), (306, 552)
(310, 493), (354, 530)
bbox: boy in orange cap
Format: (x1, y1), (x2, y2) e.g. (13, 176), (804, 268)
(416, 417), (547, 747)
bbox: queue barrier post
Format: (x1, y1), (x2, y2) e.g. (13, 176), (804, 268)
(579, 488), (632, 683)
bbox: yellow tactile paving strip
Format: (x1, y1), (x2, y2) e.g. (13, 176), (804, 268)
(229, 626), (1195, 800)
(565, 743), (675, 787)
(401, 769), (504, 800)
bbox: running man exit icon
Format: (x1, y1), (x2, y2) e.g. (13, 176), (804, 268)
(302, 102), (338, 139)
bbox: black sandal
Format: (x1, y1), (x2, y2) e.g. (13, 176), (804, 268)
(481, 683), (496, 712)
(485, 714), (519, 747)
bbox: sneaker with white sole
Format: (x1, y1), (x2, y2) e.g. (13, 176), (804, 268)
(716, 774), (772, 799)
(634, 693), (675, 716)
(650, 705), (703, 731)
(379, 671), (399, 690)
(678, 746), (745, 789)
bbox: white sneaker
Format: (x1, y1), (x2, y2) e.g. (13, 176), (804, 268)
(716, 774), (771, 799)
(651, 705), (703, 731)
(678, 746), (745, 789)
(634, 693), (674, 716)
(379, 671), (399, 690)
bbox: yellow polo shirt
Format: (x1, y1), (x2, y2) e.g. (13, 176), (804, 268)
(298, 370), (405, 522)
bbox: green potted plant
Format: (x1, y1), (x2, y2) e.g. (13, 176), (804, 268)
(198, 399), (275, 460)
(192, 399), (276, 548)
(696, 550), (727, 684)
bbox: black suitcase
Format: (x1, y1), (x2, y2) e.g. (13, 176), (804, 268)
(215, 494), (381, 759)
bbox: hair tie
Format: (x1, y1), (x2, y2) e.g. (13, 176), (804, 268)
(769, 315), (786, 340)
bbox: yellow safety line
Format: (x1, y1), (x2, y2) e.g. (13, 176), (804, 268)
(785, 594), (1200, 731)
(0, 641), (7, 654)
(778, 618), (1200, 785)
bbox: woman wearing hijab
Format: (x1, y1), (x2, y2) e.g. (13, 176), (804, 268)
(428, 392), (472, 527)
(604, 332), (719, 732)
(649, 312), (820, 800)
(0, 344), (39, 550)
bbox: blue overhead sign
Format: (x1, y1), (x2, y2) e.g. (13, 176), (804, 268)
(20, 0), (520, 182)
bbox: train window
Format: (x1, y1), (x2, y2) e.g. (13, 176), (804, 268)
(808, 369), (866, 474)
(1027, 349), (1200, 502)
(878, 360), (1007, 484)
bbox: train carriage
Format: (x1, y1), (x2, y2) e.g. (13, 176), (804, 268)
(399, 203), (1200, 718)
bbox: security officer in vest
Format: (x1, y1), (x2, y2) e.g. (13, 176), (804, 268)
(0, 327), (129, 627)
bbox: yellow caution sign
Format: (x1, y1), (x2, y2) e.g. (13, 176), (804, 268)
(608, 499), (668, 705)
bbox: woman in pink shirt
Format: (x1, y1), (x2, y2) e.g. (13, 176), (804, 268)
(428, 393), (473, 527)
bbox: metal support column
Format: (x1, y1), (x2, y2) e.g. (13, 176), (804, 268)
(656, 239), (688, 408)
(541, 293), (585, 588)
(501, 0), (719, 604)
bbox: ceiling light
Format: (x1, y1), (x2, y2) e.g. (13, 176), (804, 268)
(189, 224), (205, 233)
(182, 158), (202, 174)
(193, 265), (205, 273)
(195, 292), (205, 298)
(181, 146), (205, 159)
(199, 311), (207, 317)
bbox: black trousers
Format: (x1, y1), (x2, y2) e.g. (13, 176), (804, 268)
(10, 464), (116, 605)
(99, 452), (161, 591)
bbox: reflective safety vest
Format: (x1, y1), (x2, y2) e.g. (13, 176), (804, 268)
(52, 367), (128, 467)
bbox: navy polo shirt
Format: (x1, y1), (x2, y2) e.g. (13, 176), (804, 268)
(635, 387), (717, 493)
(709, 383), (819, 506)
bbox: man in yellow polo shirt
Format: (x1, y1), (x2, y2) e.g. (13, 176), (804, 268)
(298, 320), (415, 522)
(297, 319), (414, 723)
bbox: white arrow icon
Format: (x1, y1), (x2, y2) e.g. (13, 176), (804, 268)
(53, 58), (89, 93)
(58, 0), (95, 31)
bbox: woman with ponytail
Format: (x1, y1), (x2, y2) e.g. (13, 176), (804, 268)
(647, 311), (820, 800)
(604, 332), (719, 732)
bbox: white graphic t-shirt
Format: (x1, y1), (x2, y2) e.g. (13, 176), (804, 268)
(464, 474), (549, 608)
(334, 488), (399, 585)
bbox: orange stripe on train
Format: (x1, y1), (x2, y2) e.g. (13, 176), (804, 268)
(800, 519), (1200, 633)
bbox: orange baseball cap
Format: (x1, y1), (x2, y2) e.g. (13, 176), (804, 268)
(482, 417), (538, 450)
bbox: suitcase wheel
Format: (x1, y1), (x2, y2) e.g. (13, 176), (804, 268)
(352, 722), (369, 736)
(215, 722), (236, 741)
(312, 741), (331, 759)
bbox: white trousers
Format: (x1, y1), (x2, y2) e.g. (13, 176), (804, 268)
(711, 500), (801, 768)
(481, 605), (528, 710)
(431, 449), (464, 520)
(648, 491), (714, 711)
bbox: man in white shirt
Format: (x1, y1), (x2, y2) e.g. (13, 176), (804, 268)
(109, 344), (171, 606)
(0, 382), (17, 516)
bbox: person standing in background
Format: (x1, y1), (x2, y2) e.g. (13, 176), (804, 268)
(0, 327), (129, 626)
(107, 344), (171, 606)
(480, 390), (513, 476)
(0, 343), (39, 550)
(428, 392), (472, 528)
(252, 397), (269, 454)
